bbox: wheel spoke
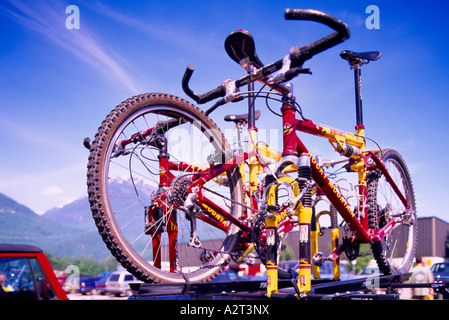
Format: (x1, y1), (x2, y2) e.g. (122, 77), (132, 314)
(368, 149), (416, 274)
(87, 94), (243, 283)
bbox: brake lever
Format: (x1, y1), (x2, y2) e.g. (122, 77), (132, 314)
(268, 54), (291, 84)
(205, 99), (226, 116)
(205, 79), (244, 116)
(268, 54), (312, 84)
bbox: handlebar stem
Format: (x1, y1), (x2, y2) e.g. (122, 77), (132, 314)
(224, 79), (240, 103)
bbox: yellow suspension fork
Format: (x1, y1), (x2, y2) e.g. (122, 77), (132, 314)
(264, 175), (300, 297)
(312, 206), (341, 280)
(311, 208), (320, 279)
(311, 205), (340, 280)
(329, 205), (340, 280)
(265, 175), (281, 298)
(265, 154), (313, 297)
(265, 214), (279, 297)
(296, 154), (313, 295)
(297, 208), (312, 294)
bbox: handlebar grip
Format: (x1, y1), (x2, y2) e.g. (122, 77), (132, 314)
(182, 64), (199, 102)
(182, 65), (226, 104)
(285, 9), (349, 39)
(197, 84), (226, 104)
(285, 9), (350, 67)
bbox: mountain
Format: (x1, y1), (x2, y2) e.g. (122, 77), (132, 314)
(0, 193), (35, 216)
(0, 178), (157, 261)
(1, 177), (225, 261)
(43, 196), (94, 230)
(0, 192), (111, 260)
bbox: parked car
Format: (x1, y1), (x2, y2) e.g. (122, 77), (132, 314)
(213, 269), (240, 282)
(79, 275), (98, 295)
(129, 268), (242, 300)
(431, 261), (449, 284)
(318, 261), (352, 280)
(106, 270), (141, 297)
(93, 271), (112, 295)
(356, 267), (381, 278)
(78, 272), (112, 295)
(278, 260), (352, 280)
(0, 243), (68, 300)
(62, 276), (76, 293)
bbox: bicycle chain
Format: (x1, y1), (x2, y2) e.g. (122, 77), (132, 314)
(162, 184), (262, 264)
(202, 185), (259, 213)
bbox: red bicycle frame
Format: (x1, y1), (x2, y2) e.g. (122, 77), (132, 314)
(282, 101), (411, 244)
(147, 94), (412, 273)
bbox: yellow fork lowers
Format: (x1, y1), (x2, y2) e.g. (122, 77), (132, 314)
(296, 154), (313, 295)
(297, 206), (312, 294)
(265, 190), (280, 297)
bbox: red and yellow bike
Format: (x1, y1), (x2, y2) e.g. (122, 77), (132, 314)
(86, 9), (416, 297)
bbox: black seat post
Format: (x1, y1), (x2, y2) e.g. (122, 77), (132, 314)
(340, 50), (382, 128)
(247, 64), (256, 129)
(353, 64), (363, 127)
(224, 30), (263, 130)
(237, 57), (257, 129)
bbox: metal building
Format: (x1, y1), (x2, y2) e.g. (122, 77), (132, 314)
(283, 216), (449, 261)
(161, 216), (449, 275)
(416, 216), (449, 258)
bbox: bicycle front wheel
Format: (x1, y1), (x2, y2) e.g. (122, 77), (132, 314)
(87, 93), (244, 283)
(367, 149), (417, 275)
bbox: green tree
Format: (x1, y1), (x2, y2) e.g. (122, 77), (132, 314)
(279, 244), (295, 261)
(45, 252), (71, 271)
(341, 244), (372, 274)
(102, 256), (119, 271)
(46, 253), (118, 276)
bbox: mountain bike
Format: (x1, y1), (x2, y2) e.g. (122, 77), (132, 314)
(86, 9), (416, 296)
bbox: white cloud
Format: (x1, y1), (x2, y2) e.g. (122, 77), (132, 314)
(2, 0), (141, 94)
(0, 161), (86, 213)
(0, 116), (76, 154)
(89, 2), (221, 56)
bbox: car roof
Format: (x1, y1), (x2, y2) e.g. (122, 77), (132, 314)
(0, 243), (42, 253)
(111, 270), (131, 274)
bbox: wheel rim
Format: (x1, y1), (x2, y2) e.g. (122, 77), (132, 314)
(99, 104), (241, 282)
(374, 155), (416, 272)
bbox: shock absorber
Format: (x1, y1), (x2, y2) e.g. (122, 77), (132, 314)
(297, 155), (312, 206)
(264, 174), (279, 297)
(296, 153), (313, 294)
(330, 204), (341, 280)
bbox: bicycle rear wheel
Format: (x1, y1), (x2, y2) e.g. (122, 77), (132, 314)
(367, 149), (417, 275)
(87, 93), (244, 283)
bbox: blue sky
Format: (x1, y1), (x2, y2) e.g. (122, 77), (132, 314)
(1, 0), (448, 224)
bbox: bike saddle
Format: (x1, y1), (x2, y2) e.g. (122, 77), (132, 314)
(224, 110), (261, 123)
(224, 29), (264, 68)
(340, 50), (381, 65)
